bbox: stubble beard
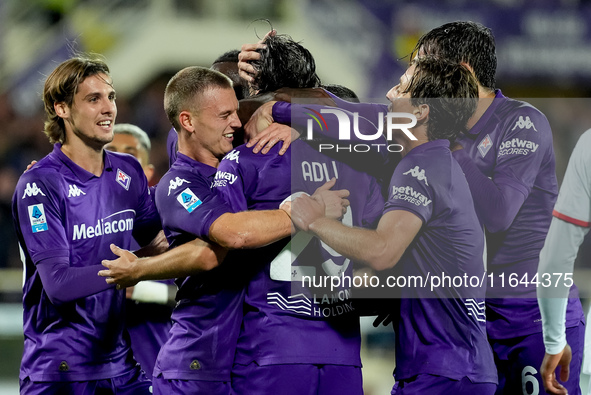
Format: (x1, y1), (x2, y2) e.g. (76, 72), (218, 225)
(69, 119), (114, 152)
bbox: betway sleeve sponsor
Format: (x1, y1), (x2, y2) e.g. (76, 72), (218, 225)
(14, 172), (70, 264)
(382, 160), (433, 223)
(553, 129), (591, 227)
(213, 152), (249, 212)
(494, 106), (552, 196)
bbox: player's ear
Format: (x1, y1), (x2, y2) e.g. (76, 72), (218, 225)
(414, 104), (429, 122)
(55, 102), (69, 119)
(179, 111), (194, 133)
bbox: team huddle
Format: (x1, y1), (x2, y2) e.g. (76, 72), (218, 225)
(11, 20), (586, 395)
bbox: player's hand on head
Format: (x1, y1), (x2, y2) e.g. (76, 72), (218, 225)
(98, 244), (141, 289)
(238, 30), (276, 82)
(540, 345), (571, 395)
(248, 123), (295, 155)
(244, 101), (276, 145)
(311, 178), (350, 220)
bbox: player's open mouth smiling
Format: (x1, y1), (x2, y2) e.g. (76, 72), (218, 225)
(98, 120), (112, 129)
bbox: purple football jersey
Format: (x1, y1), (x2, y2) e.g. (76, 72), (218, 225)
(453, 90), (584, 339)
(13, 144), (160, 382)
(153, 153), (244, 382)
(382, 140), (497, 384)
(213, 140), (384, 367)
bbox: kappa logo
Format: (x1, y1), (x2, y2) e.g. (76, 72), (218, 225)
(511, 116), (538, 132)
(224, 150), (240, 164)
(403, 166), (428, 186)
(116, 169), (131, 190)
(478, 134), (493, 158)
(67, 185), (86, 198)
(168, 177), (190, 196)
(22, 183), (46, 199)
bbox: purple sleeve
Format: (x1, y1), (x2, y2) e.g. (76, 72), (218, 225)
(37, 256), (113, 305)
(156, 172), (233, 240)
(273, 102), (387, 143)
(382, 158), (433, 223)
(325, 90), (389, 117)
(453, 107), (550, 233)
(213, 152), (249, 212)
(14, 173), (113, 304)
(272, 101), (389, 166)
(14, 174), (69, 263)
(453, 149), (527, 233)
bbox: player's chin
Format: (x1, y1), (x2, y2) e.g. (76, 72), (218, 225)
(222, 140), (234, 152)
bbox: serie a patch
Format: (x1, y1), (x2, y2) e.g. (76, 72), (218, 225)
(28, 204), (48, 233)
(177, 188), (202, 213)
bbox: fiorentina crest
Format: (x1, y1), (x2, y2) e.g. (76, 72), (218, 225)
(116, 169), (131, 190)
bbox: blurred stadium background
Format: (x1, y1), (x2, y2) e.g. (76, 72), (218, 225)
(2, 0), (591, 393)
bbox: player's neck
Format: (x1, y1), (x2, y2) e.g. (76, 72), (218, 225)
(398, 128), (428, 158)
(61, 138), (104, 177)
(467, 87), (496, 130)
(178, 146), (220, 169)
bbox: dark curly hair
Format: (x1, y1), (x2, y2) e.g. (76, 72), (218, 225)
(250, 34), (321, 94)
(412, 21), (496, 92)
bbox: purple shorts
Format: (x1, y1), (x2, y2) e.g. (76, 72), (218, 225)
(231, 363), (363, 395)
(491, 321), (584, 395)
(152, 375), (230, 395)
(393, 374), (496, 395)
(20, 366), (151, 395)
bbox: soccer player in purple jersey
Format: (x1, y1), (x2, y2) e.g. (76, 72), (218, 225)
(291, 57), (498, 394)
(145, 66), (290, 395)
(214, 132), (382, 395)
(12, 55), (163, 394)
(255, 21), (586, 393)
(105, 123), (175, 381)
(99, 66), (349, 395)
(166, 49), (249, 167)
(211, 33), (382, 395)
(411, 21), (585, 394)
